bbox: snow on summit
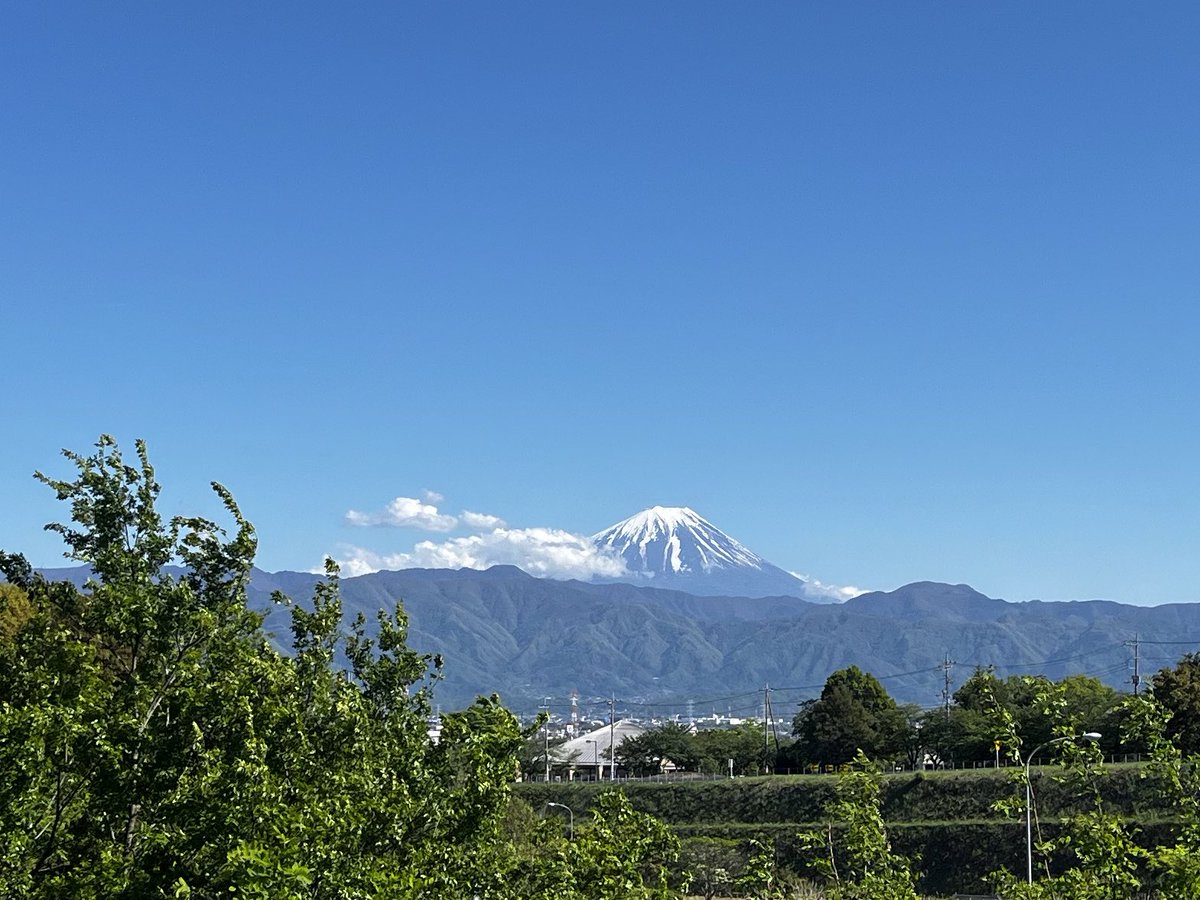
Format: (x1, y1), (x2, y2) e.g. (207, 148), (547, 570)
(589, 506), (841, 602)
(592, 506), (765, 575)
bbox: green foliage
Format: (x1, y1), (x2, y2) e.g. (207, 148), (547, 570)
(516, 714), (556, 780)
(695, 722), (769, 776)
(1124, 691), (1200, 897)
(800, 750), (920, 900)
(678, 837), (743, 900)
(569, 791), (682, 899)
(736, 838), (782, 900)
(1, 437), (278, 897)
(0, 436), (684, 899)
(0, 582), (33, 644)
(917, 668), (1125, 769)
(483, 792), (685, 900)
(1151, 652), (1200, 755)
(984, 677), (1147, 898)
(615, 721), (770, 778)
(989, 810), (1145, 900)
(787, 667), (908, 770)
(617, 721), (701, 776)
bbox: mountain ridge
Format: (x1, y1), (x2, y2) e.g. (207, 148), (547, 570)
(29, 564), (1196, 711)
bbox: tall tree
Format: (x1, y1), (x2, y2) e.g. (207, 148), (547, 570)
(1152, 653), (1200, 755)
(0, 436), (539, 898)
(925, 669), (1124, 767)
(617, 721), (699, 776)
(694, 723), (766, 775)
(789, 666), (906, 768)
(802, 751), (920, 900)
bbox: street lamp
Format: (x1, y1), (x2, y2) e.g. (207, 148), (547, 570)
(545, 801), (573, 839)
(541, 697), (551, 782)
(586, 739), (598, 780)
(1024, 732), (1101, 884)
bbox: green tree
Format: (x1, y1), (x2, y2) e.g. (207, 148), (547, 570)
(1151, 653), (1200, 755)
(789, 667), (906, 769)
(736, 838), (782, 900)
(517, 727), (563, 781)
(617, 721), (699, 776)
(694, 723), (766, 775)
(987, 678), (1144, 899)
(1123, 687), (1200, 897)
(678, 837), (742, 900)
(0, 436), (281, 896)
(0, 579), (33, 645)
(0, 436), (538, 898)
(801, 750), (920, 900)
(922, 669), (1121, 767)
(477, 791), (685, 900)
(569, 791), (682, 899)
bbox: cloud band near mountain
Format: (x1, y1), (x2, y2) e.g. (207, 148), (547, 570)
(336, 527), (629, 580)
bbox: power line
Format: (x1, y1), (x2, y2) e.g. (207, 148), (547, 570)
(771, 665), (946, 696)
(1079, 662), (1136, 680)
(616, 689), (762, 709)
(525, 639), (1200, 718)
(962, 641), (1128, 671)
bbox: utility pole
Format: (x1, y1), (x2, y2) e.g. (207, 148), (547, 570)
(1126, 634), (1141, 695)
(762, 685), (777, 774)
(941, 655), (955, 720)
(609, 695), (616, 780)
(763, 685), (769, 765)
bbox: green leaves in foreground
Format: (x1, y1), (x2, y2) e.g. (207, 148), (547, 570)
(801, 750), (920, 900)
(0, 435), (682, 899)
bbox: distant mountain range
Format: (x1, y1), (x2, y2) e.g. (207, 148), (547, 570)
(36, 501), (1200, 714)
(38, 563), (1192, 712)
(257, 570), (1200, 710)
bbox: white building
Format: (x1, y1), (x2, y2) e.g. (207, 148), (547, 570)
(553, 719), (645, 780)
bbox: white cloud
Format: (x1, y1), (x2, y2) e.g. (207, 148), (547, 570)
(335, 527), (628, 581)
(790, 572), (868, 602)
(461, 510), (507, 530)
(422, 489), (444, 503)
(344, 496), (458, 532)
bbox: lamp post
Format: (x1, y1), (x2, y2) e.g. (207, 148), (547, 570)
(541, 697), (551, 782)
(545, 801), (573, 839)
(586, 739), (598, 780)
(1024, 732), (1101, 884)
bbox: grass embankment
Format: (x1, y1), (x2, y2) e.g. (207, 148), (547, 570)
(517, 765), (1176, 896)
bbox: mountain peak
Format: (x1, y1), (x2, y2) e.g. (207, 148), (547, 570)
(592, 506), (765, 575)
(588, 507), (844, 602)
(616, 505), (700, 524)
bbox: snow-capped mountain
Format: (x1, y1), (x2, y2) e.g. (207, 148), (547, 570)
(591, 506), (839, 602)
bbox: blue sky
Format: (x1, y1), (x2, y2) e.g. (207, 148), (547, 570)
(3, 3), (1198, 605)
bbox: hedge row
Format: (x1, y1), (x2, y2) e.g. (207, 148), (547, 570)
(516, 765), (1170, 826)
(671, 821), (1182, 896)
(517, 767), (1182, 895)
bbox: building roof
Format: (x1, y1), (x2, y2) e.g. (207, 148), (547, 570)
(555, 719), (645, 766)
